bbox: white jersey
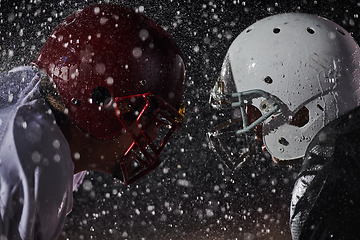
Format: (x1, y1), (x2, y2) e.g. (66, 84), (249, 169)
(0, 66), (85, 240)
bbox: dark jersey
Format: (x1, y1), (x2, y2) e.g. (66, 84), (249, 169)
(290, 108), (360, 240)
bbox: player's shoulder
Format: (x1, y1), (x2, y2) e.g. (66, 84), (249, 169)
(0, 66), (40, 107)
(1, 66), (36, 83)
(0, 97), (74, 240)
(13, 97), (74, 177)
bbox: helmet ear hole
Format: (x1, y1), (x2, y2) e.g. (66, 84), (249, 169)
(290, 106), (309, 127)
(92, 86), (112, 106)
(246, 104), (262, 124)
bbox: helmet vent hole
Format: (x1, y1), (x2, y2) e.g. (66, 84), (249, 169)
(246, 28), (252, 33)
(290, 106), (309, 127)
(337, 29), (345, 35)
(273, 28), (280, 34)
(264, 76), (273, 84)
(307, 27), (315, 34)
(92, 86), (112, 106)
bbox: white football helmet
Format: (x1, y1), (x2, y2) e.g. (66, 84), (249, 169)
(208, 13), (360, 170)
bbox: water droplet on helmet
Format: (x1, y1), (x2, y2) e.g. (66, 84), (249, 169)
(106, 76), (114, 86)
(100, 17), (108, 25)
(139, 29), (149, 41)
(132, 47), (142, 58)
(95, 63), (106, 74)
(93, 7), (100, 14)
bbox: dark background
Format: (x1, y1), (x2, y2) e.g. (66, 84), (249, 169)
(1, 0), (359, 239)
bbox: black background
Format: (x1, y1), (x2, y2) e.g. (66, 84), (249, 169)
(1, 0), (359, 239)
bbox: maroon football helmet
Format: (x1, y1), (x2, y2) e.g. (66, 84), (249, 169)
(32, 4), (186, 185)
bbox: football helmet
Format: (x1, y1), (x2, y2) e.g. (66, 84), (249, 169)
(208, 13), (360, 170)
(33, 4), (186, 185)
